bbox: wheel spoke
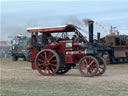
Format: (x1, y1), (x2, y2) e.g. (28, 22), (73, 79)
(50, 66), (55, 71)
(47, 67), (51, 74)
(49, 63), (56, 67)
(42, 66), (46, 70)
(40, 54), (45, 60)
(49, 55), (55, 61)
(38, 59), (44, 62)
(88, 58), (91, 64)
(44, 66), (48, 72)
(44, 52), (47, 60)
(92, 68), (96, 73)
(89, 60), (95, 66)
(50, 59), (57, 63)
(38, 64), (45, 69)
(83, 60), (88, 66)
(47, 52), (52, 59)
(91, 64), (96, 67)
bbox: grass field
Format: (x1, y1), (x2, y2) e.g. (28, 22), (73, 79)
(0, 58), (128, 96)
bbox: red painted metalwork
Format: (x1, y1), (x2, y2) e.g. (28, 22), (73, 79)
(73, 42), (79, 47)
(106, 52), (110, 64)
(66, 51), (85, 57)
(31, 48), (39, 69)
(44, 42), (58, 49)
(65, 55), (73, 64)
(56, 41), (73, 54)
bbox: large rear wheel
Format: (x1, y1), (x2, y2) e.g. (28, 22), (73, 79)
(35, 49), (60, 76)
(79, 56), (99, 77)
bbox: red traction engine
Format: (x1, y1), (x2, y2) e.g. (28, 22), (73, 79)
(27, 21), (106, 77)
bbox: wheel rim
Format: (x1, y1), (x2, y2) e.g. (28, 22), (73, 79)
(79, 56), (99, 77)
(96, 56), (106, 76)
(35, 49), (59, 76)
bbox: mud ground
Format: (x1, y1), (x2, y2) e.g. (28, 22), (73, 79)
(0, 58), (128, 96)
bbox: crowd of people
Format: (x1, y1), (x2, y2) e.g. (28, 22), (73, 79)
(0, 48), (11, 58)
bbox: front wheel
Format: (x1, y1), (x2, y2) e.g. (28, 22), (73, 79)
(79, 56), (99, 77)
(95, 56), (107, 76)
(35, 49), (60, 76)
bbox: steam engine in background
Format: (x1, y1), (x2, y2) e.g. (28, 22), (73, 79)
(96, 26), (128, 64)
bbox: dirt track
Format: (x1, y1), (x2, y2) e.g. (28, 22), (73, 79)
(0, 58), (128, 96)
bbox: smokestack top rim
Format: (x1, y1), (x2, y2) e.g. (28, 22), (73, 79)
(88, 21), (94, 24)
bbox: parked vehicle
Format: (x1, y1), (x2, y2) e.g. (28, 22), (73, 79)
(10, 34), (31, 61)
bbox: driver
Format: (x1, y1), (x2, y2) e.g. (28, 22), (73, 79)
(72, 35), (78, 41)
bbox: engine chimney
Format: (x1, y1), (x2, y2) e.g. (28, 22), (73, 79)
(97, 32), (100, 41)
(88, 21), (94, 47)
(86, 20), (97, 55)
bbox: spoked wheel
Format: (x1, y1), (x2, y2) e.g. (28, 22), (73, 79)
(35, 49), (60, 76)
(95, 56), (107, 76)
(56, 66), (70, 75)
(79, 56), (99, 77)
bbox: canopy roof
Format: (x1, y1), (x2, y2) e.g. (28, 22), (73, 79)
(27, 25), (76, 33)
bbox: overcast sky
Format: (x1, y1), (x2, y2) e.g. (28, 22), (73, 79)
(1, 0), (128, 41)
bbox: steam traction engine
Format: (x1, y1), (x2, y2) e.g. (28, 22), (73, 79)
(27, 21), (106, 77)
(96, 26), (128, 64)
